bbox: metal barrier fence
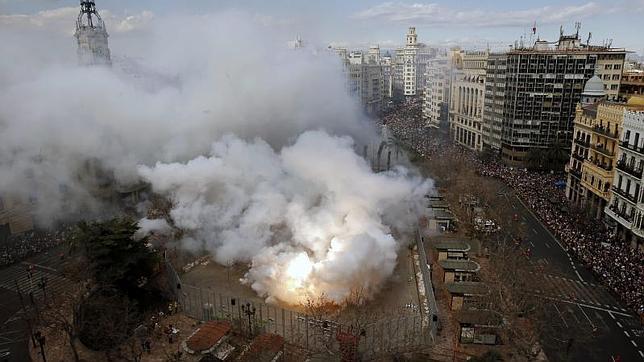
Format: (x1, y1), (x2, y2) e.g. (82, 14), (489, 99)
(178, 283), (430, 359)
(416, 229), (439, 340)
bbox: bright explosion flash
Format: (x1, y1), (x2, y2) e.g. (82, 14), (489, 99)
(286, 253), (314, 291)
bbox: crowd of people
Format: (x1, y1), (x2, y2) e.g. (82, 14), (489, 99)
(381, 104), (644, 315)
(0, 226), (71, 267)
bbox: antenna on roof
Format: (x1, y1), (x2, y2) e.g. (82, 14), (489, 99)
(608, 39), (613, 48)
(560, 25), (564, 37)
(586, 32), (592, 45)
(574, 21), (581, 37)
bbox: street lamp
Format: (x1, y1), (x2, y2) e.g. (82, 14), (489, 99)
(38, 276), (48, 303)
(34, 330), (46, 362)
(241, 302), (256, 336)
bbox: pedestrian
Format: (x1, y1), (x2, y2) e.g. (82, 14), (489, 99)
(144, 338), (152, 354)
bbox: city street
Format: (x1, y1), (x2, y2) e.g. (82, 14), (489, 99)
(496, 184), (644, 361)
(0, 246), (73, 362)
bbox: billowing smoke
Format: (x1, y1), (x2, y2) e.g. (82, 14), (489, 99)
(139, 131), (432, 303)
(0, 9), (433, 303)
(0, 10), (374, 223)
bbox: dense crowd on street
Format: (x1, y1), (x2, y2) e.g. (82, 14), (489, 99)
(381, 103), (644, 315)
(0, 227), (71, 267)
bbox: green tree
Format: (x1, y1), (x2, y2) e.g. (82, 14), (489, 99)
(526, 149), (545, 170)
(74, 218), (160, 294)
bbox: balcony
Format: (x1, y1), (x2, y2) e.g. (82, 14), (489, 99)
(620, 141), (644, 156)
(606, 204), (633, 228)
(593, 125), (619, 139)
(584, 161), (613, 181)
(574, 138), (590, 148)
(591, 144), (614, 157)
(572, 152), (585, 162)
(569, 167), (582, 179)
(616, 160), (643, 179)
(612, 186), (639, 204)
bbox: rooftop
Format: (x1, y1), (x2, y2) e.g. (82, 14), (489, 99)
(582, 75), (605, 97)
(184, 321), (231, 354)
(434, 209), (455, 220)
(446, 281), (488, 295)
(433, 240), (471, 252)
(238, 333), (285, 362)
(456, 309), (503, 326)
(439, 259), (480, 272)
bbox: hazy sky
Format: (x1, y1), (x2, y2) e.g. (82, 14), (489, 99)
(1, 0), (643, 52)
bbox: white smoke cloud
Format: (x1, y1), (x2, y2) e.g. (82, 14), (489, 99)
(0, 9), (374, 224)
(139, 131), (432, 304)
(135, 217), (172, 240)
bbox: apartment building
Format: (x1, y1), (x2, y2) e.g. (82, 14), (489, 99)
(492, 33), (626, 165)
(482, 53), (507, 151)
(566, 76), (624, 218)
(336, 47), (385, 114)
(604, 95), (644, 251)
(423, 56), (450, 128)
(394, 27), (435, 97)
(449, 52), (488, 151)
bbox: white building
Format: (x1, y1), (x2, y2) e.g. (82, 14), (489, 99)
(449, 51), (488, 151)
(605, 96), (644, 251)
(423, 55), (450, 128)
(381, 53), (394, 99)
(336, 47), (385, 114)
(394, 27), (435, 97)
(75, 1), (111, 66)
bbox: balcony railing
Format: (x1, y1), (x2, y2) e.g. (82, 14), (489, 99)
(620, 141), (644, 155)
(591, 144), (614, 157)
(572, 152), (585, 162)
(575, 138), (590, 147)
(607, 204), (634, 224)
(612, 186), (639, 204)
(587, 161), (613, 172)
(593, 125), (619, 139)
(616, 160), (643, 178)
(569, 167), (582, 179)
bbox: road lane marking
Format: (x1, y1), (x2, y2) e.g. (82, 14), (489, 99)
(639, 350), (643, 358)
(578, 304), (596, 330)
(532, 228), (538, 235)
(617, 322), (623, 328)
(537, 296), (634, 317)
(545, 242), (551, 248)
(566, 305), (581, 323)
(631, 340), (637, 347)
(553, 303), (569, 328)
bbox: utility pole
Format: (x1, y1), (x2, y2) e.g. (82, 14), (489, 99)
(34, 331), (46, 362)
(241, 303), (256, 336)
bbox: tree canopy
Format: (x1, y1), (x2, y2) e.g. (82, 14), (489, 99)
(74, 217), (160, 294)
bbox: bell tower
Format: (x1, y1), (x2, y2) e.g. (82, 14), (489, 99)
(75, 1), (111, 66)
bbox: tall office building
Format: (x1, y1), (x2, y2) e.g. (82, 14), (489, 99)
(493, 31), (626, 165)
(336, 47), (385, 114)
(381, 52), (394, 99)
(482, 53), (507, 151)
(423, 56), (450, 128)
(75, 1), (111, 66)
(449, 52), (489, 151)
(394, 27), (435, 97)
